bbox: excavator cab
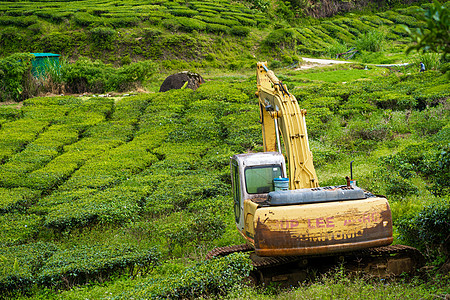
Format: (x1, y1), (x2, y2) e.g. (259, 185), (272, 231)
(231, 152), (286, 233)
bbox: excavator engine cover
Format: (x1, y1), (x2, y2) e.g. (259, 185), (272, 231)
(267, 186), (366, 205)
(252, 196), (393, 256)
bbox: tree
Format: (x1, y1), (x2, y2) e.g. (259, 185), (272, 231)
(404, 0), (449, 75)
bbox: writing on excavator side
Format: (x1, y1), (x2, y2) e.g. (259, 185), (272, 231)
(276, 212), (381, 230)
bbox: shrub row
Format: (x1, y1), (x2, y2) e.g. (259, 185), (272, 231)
(0, 242), (57, 294)
(118, 252), (252, 299)
(0, 213), (42, 246)
(398, 199), (450, 260)
(144, 171), (227, 215)
(0, 187), (41, 213)
(0, 124), (79, 188)
(0, 242), (160, 294)
(39, 244), (160, 288)
(0, 119), (49, 163)
(62, 58), (157, 94)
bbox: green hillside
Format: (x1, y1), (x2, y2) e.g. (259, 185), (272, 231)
(0, 0), (440, 68)
(0, 0), (449, 299)
(0, 68), (448, 298)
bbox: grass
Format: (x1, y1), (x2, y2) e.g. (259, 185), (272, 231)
(290, 68), (382, 83)
(223, 274), (450, 300)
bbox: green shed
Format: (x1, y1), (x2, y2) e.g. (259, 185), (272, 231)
(31, 53), (60, 77)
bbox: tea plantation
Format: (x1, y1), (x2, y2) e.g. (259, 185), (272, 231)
(0, 0), (449, 298)
(0, 66), (448, 298)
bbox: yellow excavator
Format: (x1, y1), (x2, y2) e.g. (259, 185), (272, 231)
(207, 62), (423, 286)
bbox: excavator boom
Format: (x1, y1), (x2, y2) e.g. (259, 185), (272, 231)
(257, 62), (318, 190)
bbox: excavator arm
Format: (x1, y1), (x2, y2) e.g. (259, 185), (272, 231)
(256, 62), (319, 190)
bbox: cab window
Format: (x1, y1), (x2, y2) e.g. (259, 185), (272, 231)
(245, 165), (282, 194)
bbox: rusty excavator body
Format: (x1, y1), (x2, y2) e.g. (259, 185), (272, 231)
(206, 62), (424, 286)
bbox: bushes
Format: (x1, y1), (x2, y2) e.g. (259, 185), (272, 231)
(0, 242), (160, 294)
(398, 199), (450, 260)
(39, 244), (160, 288)
(175, 17), (207, 32)
(61, 57), (113, 93)
(165, 211), (226, 255)
(230, 26), (250, 37)
(264, 28), (299, 47)
(0, 213), (42, 246)
(61, 57), (157, 93)
(0, 242), (57, 294)
(355, 30), (385, 52)
(112, 60), (157, 92)
(89, 26), (116, 46)
(373, 134), (450, 198)
(0, 119), (49, 163)
(0, 53), (35, 102)
(144, 173), (227, 215)
(0, 187), (41, 213)
(118, 252), (252, 299)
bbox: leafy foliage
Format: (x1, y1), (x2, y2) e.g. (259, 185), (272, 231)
(404, 0), (449, 61)
(39, 244), (160, 288)
(118, 252), (252, 299)
(398, 199), (450, 260)
(0, 53), (35, 101)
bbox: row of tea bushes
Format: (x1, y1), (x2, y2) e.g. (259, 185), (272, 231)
(0, 119), (49, 163)
(0, 187), (41, 213)
(0, 125), (79, 188)
(0, 213), (42, 246)
(0, 242), (160, 294)
(117, 252), (252, 299)
(0, 0), (264, 34)
(288, 70), (449, 143)
(261, 3), (433, 57)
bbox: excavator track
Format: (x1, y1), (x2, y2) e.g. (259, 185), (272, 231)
(206, 244), (425, 286)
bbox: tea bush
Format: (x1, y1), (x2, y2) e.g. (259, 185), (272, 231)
(165, 211), (226, 255)
(43, 184), (150, 231)
(370, 91), (417, 110)
(175, 17), (207, 32)
(426, 141), (450, 196)
(230, 25), (250, 37)
(0, 106), (21, 122)
(38, 244), (160, 288)
(0, 187), (41, 213)
(398, 199), (450, 260)
(89, 26), (116, 47)
(170, 8), (198, 17)
(0, 119), (49, 163)
(118, 252), (252, 299)
(0, 242), (57, 294)
(264, 28), (299, 48)
(409, 105), (449, 136)
(0, 213), (42, 246)
(220, 110), (261, 151)
(144, 172), (227, 215)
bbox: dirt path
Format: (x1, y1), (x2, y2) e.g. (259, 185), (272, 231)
(297, 57), (352, 70)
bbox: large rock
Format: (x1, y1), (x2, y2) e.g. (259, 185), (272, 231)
(159, 71), (205, 92)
